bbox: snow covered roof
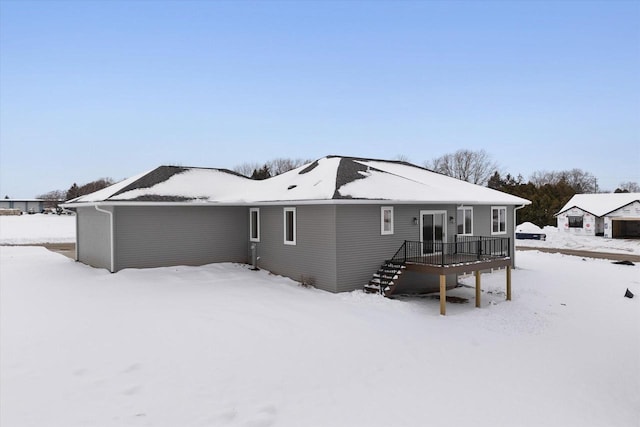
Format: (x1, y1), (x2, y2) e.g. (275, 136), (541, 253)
(66, 156), (531, 206)
(557, 193), (640, 217)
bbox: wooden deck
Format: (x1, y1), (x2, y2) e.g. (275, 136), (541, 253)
(405, 254), (512, 275)
(366, 238), (514, 314)
(389, 238), (513, 275)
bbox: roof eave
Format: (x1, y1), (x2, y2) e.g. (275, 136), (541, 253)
(62, 198), (532, 208)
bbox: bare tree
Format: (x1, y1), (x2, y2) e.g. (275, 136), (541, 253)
(563, 169), (598, 193)
(36, 190), (67, 208)
(616, 181), (640, 193)
(530, 169), (597, 193)
(267, 158), (312, 175)
(234, 158), (312, 178)
(529, 170), (561, 187)
(36, 190), (67, 201)
(233, 162), (262, 178)
(425, 149), (498, 185)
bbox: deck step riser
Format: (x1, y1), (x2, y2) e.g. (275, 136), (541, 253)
(366, 260), (407, 297)
(372, 275), (395, 281)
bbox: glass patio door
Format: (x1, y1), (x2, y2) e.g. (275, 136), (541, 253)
(420, 211), (446, 255)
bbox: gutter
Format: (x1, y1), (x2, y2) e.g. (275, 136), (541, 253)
(513, 204), (528, 269)
(62, 198), (532, 208)
(94, 205), (115, 273)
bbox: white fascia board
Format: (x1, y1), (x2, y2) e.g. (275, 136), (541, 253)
(63, 198), (530, 209)
(60, 201), (247, 208)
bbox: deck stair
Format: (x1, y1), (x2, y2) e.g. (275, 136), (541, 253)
(364, 260), (406, 296)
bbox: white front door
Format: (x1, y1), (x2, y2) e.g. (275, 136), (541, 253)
(420, 210), (447, 255)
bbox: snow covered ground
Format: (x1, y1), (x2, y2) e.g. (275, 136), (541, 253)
(0, 213), (75, 244)
(515, 222), (640, 255)
(1, 216), (639, 426)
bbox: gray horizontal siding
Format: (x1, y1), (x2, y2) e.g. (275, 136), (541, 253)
(472, 205), (516, 262)
(250, 205), (337, 292)
(113, 206), (248, 271)
(77, 206), (112, 270)
(336, 204), (458, 292)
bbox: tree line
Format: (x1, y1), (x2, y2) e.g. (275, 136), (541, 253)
(233, 157), (313, 180)
(37, 178), (115, 205)
(425, 149), (638, 226)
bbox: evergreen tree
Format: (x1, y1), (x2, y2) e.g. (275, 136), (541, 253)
(48, 178), (114, 203)
(66, 183), (80, 201)
(251, 164), (271, 180)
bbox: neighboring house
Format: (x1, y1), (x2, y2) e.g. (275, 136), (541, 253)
(0, 198), (44, 214)
(556, 193), (640, 238)
(63, 156), (530, 303)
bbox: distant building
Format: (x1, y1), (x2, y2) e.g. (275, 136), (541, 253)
(556, 193), (640, 238)
(0, 199), (44, 214)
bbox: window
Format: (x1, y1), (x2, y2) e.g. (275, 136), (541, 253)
(381, 206), (394, 235)
(249, 208), (260, 242)
(491, 206), (507, 235)
(568, 216), (584, 228)
(284, 207), (296, 245)
(457, 206), (473, 235)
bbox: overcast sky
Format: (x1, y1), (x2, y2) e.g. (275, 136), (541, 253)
(1, 0), (638, 198)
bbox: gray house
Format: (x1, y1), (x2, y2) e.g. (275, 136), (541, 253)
(63, 156), (530, 308)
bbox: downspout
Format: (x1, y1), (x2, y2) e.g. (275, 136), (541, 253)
(513, 204), (527, 268)
(95, 205), (115, 273)
(74, 209), (79, 261)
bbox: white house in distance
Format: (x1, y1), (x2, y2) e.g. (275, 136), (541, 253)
(556, 193), (640, 238)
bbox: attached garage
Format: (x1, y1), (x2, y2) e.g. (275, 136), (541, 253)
(610, 218), (640, 238)
(606, 199), (640, 239)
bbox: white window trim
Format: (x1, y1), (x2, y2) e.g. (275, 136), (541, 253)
(284, 207), (296, 245)
(457, 206), (473, 236)
(249, 208), (260, 242)
(491, 206), (507, 235)
(381, 206), (394, 235)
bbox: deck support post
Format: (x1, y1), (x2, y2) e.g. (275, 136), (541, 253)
(506, 265), (512, 301)
(475, 270), (481, 308)
(439, 274), (446, 315)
